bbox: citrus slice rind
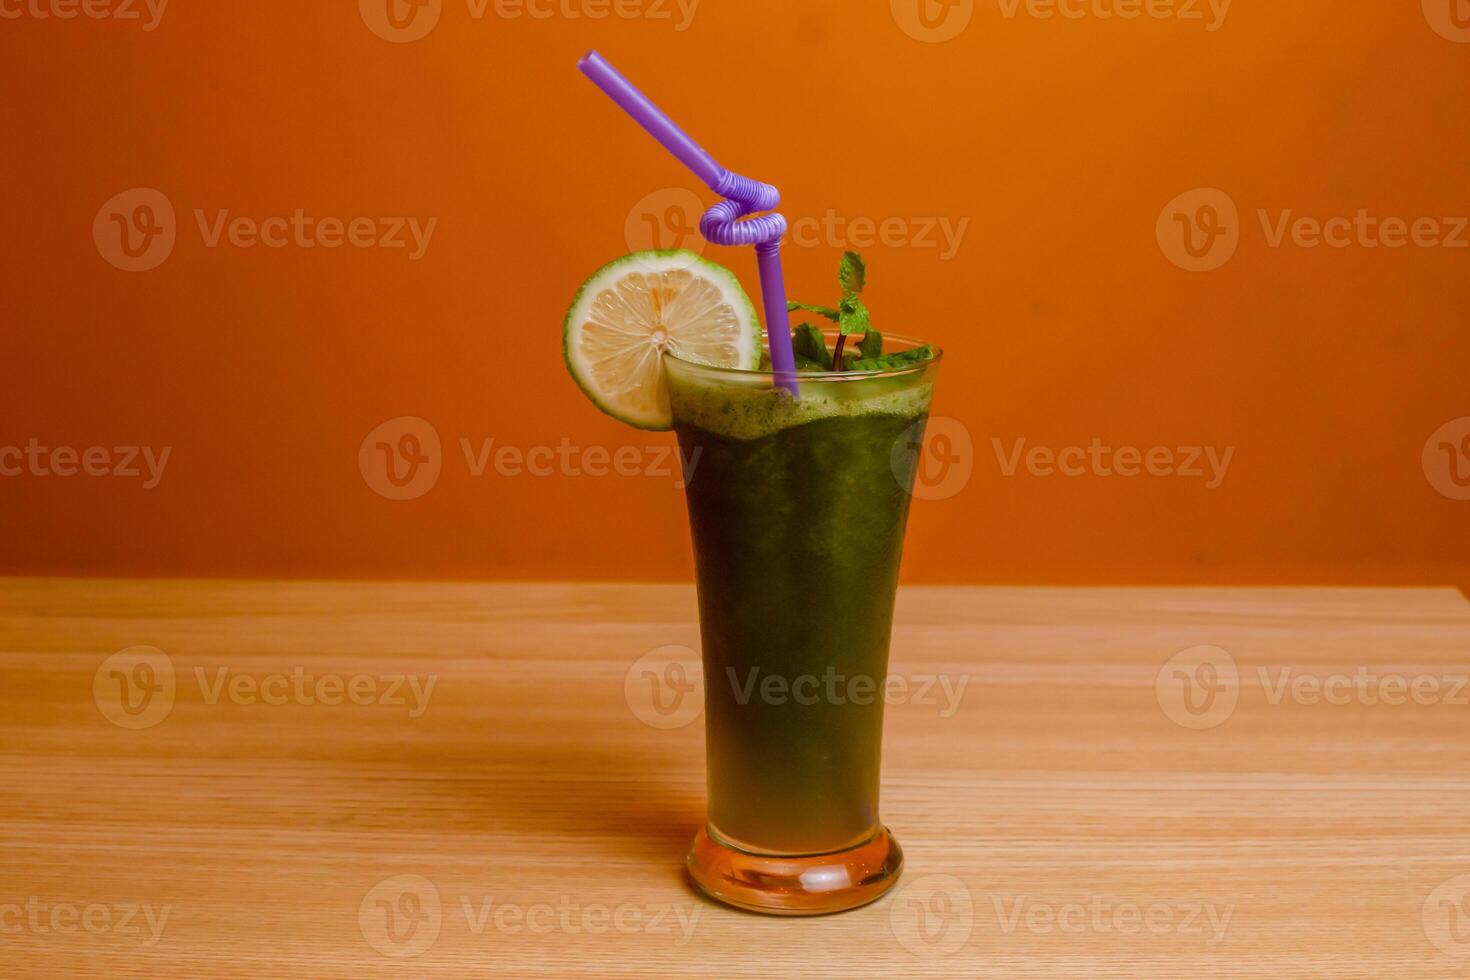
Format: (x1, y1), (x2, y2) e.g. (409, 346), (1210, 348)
(563, 250), (762, 430)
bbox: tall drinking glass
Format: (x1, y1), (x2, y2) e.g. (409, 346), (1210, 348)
(664, 333), (941, 915)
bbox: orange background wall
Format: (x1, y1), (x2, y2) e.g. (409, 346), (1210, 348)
(2, 0), (1467, 587)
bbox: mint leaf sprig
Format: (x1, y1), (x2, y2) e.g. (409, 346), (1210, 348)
(791, 322), (832, 371)
(846, 345), (936, 372)
(776, 251), (935, 373)
(787, 250), (881, 371)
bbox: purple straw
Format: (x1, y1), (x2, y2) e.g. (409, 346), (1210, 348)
(577, 50), (798, 393)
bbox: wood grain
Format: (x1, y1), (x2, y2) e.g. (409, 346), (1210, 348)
(2, 580), (1469, 978)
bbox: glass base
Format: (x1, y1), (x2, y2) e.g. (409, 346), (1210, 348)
(686, 824), (903, 916)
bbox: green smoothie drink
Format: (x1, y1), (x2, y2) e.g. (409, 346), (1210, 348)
(567, 50), (947, 915)
(565, 243), (940, 914)
(665, 339), (938, 862)
(565, 245), (940, 914)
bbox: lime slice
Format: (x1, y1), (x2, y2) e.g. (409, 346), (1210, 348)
(564, 250), (762, 430)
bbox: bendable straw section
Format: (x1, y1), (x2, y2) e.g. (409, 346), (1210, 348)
(702, 173), (798, 393)
(702, 173), (796, 394)
(702, 172), (787, 247)
(576, 50), (798, 393)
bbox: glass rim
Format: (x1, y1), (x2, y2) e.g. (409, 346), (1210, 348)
(665, 330), (943, 382)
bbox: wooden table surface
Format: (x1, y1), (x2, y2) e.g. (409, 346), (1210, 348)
(3, 580), (1470, 978)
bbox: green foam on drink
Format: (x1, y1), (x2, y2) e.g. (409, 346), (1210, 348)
(665, 369), (936, 442)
